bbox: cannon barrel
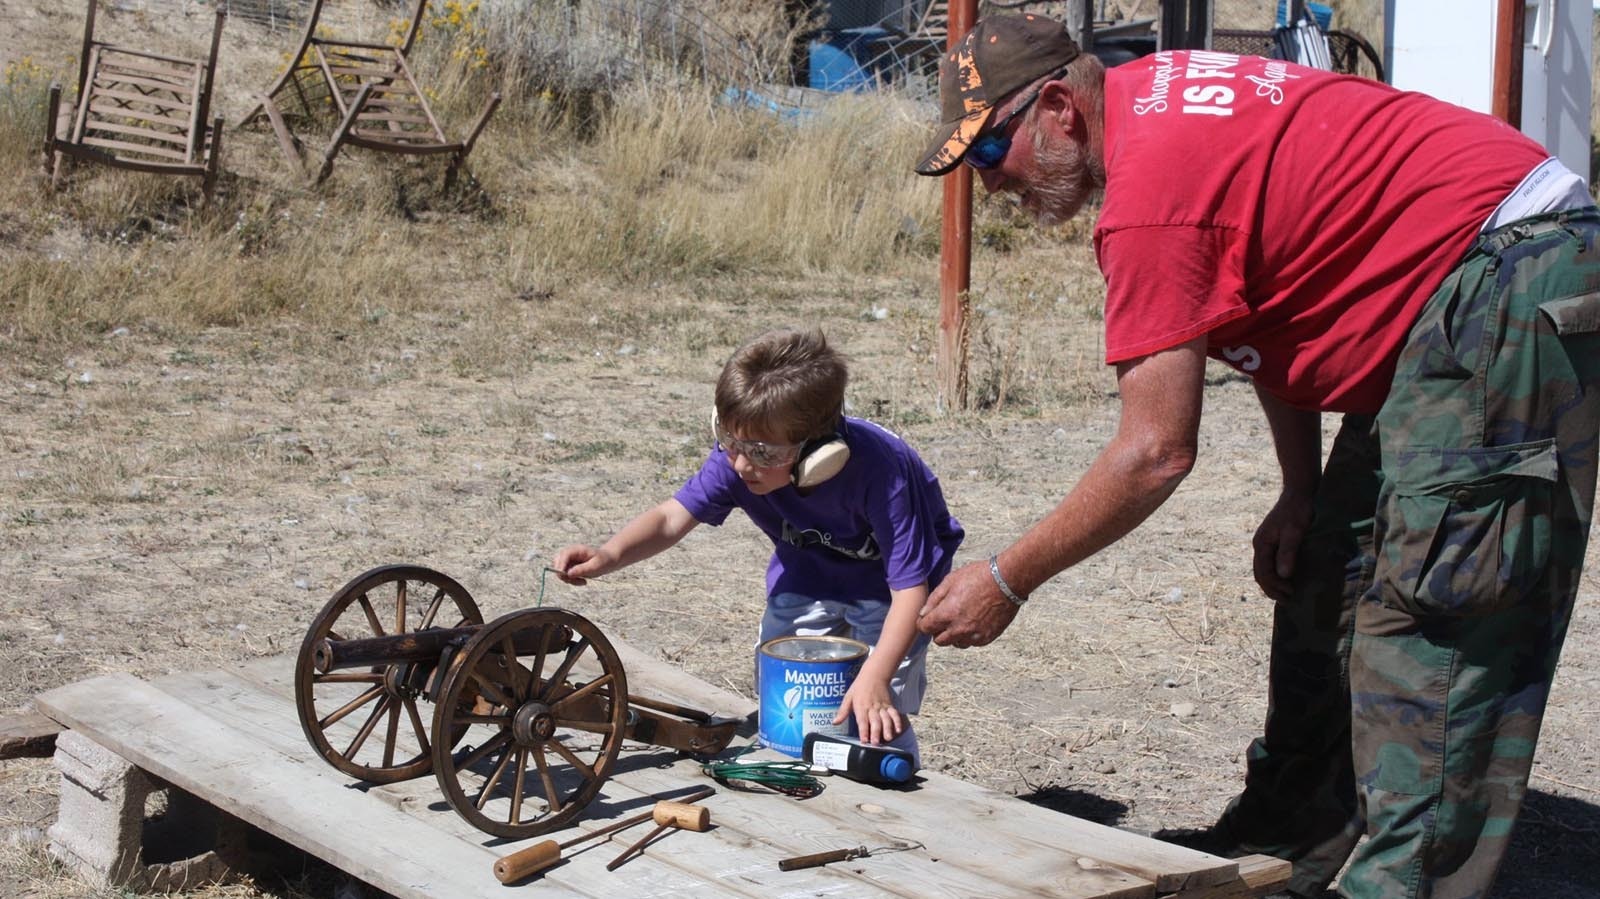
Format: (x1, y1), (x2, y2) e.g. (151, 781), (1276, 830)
(314, 623), (572, 673)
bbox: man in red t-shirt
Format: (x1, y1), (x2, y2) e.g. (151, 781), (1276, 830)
(913, 13), (1600, 899)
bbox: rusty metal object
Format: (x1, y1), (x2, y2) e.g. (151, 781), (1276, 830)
(295, 564), (742, 839)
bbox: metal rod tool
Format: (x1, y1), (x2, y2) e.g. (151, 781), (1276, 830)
(604, 798), (714, 871)
(493, 786), (713, 883)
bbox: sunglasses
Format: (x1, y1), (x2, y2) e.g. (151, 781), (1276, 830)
(712, 412), (803, 469)
(965, 82), (1048, 170)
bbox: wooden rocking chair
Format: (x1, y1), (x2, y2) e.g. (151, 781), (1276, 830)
(240, 0), (500, 188)
(44, 0), (228, 201)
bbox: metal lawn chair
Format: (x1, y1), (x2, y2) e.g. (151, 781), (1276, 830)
(44, 0), (228, 201)
(239, 0), (500, 187)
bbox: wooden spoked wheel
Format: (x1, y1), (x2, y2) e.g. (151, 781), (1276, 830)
(431, 608), (630, 838)
(294, 565), (483, 784)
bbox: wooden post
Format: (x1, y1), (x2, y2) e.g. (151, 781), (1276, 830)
(1492, 0), (1524, 127)
(937, 0), (978, 413)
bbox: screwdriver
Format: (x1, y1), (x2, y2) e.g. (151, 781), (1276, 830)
(492, 786), (714, 883)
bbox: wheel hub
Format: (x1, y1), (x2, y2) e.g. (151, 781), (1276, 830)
(512, 701), (556, 744)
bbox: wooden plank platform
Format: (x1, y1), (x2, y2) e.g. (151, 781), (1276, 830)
(35, 638), (1287, 898)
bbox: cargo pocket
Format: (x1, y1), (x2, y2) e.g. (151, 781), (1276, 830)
(1538, 290), (1600, 336)
(1374, 441), (1557, 618)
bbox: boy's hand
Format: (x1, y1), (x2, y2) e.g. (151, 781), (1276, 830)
(834, 677), (904, 746)
(551, 544), (614, 585)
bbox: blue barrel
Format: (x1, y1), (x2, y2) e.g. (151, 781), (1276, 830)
(757, 636), (868, 757)
(808, 27), (891, 93)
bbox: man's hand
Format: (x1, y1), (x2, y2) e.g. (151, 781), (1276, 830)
(916, 560), (1020, 647)
(1251, 490), (1314, 601)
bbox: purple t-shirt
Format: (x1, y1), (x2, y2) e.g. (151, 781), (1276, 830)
(674, 417), (964, 602)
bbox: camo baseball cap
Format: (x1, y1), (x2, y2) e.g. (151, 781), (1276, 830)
(914, 14), (1081, 176)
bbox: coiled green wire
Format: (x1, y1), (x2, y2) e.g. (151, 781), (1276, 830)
(700, 744), (824, 798)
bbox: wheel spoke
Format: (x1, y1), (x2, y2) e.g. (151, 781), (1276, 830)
(468, 667), (516, 710)
(382, 699), (400, 768)
(476, 744), (517, 811)
(532, 745), (563, 815)
(456, 713), (511, 726)
(541, 638), (589, 702)
(548, 737), (597, 783)
(395, 580), (408, 634)
(528, 626), (550, 700)
(403, 696), (431, 756)
(419, 586), (446, 629)
(454, 730), (511, 772)
(509, 747), (529, 824)
(497, 633), (524, 701)
(551, 674), (613, 715)
(345, 695), (392, 759)
(358, 593), (386, 638)
(319, 684), (384, 729)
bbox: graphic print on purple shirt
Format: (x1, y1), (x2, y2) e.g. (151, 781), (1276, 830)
(674, 417), (964, 602)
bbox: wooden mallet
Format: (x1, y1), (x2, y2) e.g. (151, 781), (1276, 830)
(493, 786), (714, 884)
(604, 798), (714, 871)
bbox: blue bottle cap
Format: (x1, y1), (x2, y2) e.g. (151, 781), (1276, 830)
(879, 755), (913, 783)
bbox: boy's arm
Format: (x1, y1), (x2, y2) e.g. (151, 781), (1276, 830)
(835, 582), (926, 744)
(553, 498), (699, 585)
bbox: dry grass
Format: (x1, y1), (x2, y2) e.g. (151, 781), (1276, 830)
(0, 1), (979, 351)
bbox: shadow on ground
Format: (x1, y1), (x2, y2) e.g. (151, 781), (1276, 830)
(1014, 784), (1131, 826)
(1017, 784), (1600, 898)
(1497, 788), (1600, 897)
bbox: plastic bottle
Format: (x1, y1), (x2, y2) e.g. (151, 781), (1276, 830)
(803, 732), (916, 785)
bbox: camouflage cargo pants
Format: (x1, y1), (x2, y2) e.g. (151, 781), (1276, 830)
(1218, 208), (1600, 898)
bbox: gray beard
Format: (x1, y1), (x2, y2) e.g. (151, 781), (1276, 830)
(1024, 126), (1099, 227)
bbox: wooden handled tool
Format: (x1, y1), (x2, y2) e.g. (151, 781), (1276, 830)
(777, 840), (923, 871)
(779, 847), (868, 870)
(604, 800), (714, 871)
(493, 787), (713, 883)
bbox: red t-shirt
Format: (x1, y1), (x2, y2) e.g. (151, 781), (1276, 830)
(1095, 51), (1547, 413)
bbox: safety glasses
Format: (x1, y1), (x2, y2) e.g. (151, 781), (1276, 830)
(965, 84), (1044, 170)
(712, 411), (802, 469)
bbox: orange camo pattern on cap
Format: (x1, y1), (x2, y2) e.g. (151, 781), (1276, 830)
(922, 113), (988, 174)
(921, 34), (991, 174)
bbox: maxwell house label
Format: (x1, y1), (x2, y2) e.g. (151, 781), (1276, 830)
(757, 636), (866, 757)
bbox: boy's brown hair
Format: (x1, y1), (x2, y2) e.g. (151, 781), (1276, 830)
(715, 329), (847, 444)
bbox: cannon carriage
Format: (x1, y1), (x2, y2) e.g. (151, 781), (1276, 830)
(294, 565), (739, 838)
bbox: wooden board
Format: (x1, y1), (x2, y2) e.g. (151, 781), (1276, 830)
(38, 674), (521, 899)
(0, 709), (62, 759)
(37, 638), (1273, 898)
(163, 666), (1154, 899)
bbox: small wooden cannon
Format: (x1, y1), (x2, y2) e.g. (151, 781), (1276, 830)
(294, 565), (740, 838)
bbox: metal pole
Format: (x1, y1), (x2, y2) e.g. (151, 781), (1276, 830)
(937, 0), (978, 413)
(1492, 0), (1523, 127)
(1187, 0), (1210, 50)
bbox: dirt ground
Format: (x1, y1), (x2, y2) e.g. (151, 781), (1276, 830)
(4, 3), (1600, 899)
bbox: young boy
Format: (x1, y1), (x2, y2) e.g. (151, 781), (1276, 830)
(553, 328), (963, 759)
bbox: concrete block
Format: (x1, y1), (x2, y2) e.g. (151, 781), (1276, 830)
(47, 730), (246, 892)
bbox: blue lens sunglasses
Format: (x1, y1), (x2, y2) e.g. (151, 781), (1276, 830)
(965, 72), (1065, 170)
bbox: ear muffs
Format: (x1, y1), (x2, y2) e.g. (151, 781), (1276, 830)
(792, 431), (850, 489)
